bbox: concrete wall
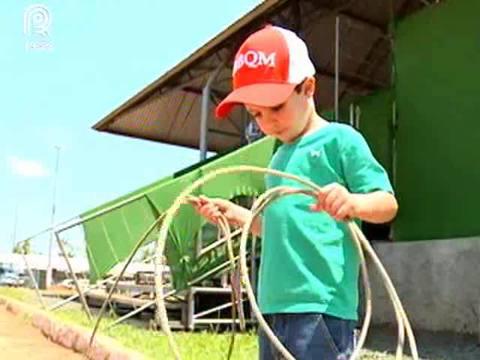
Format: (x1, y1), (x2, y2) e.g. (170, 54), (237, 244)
(367, 237), (480, 335)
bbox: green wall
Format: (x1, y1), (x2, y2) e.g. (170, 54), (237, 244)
(346, 0), (480, 241)
(394, 0), (480, 240)
(351, 90), (394, 176)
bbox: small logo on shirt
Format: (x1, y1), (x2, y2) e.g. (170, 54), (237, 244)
(309, 150), (322, 158)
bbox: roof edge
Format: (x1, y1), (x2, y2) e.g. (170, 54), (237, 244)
(93, 0), (286, 131)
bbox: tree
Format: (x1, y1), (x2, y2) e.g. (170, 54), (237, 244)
(58, 237), (75, 258)
(12, 238), (32, 255)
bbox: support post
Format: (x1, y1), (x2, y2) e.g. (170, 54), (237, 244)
(187, 288), (195, 331)
(46, 146), (60, 289)
(335, 16), (340, 121)
(54, 231), (92, 321)
(199, 65), (222, 161)
(21, 252), (46, 309)
(197, 64), (223, 255)
(250, 234), (257, 322)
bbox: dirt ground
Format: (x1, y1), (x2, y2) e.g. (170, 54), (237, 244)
(0, 308), (84, 360)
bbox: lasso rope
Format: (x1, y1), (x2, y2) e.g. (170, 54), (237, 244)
(216, 215), (240, 359)
(154, 165), (419, 360)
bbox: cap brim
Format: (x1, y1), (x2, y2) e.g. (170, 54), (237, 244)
(215, 83), (296, 119)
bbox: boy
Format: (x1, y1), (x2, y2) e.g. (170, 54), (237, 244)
(194, 25), (397, 360)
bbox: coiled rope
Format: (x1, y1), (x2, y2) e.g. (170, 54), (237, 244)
(154, 165), (418, 360)
(90, 165), (418, 359)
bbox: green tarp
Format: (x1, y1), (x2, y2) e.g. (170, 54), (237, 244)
(81, 137), (277, 288)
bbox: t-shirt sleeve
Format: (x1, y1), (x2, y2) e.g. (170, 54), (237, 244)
(340, 127), (394, 194)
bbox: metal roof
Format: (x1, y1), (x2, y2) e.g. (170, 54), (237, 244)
(93, 0), (428, 153)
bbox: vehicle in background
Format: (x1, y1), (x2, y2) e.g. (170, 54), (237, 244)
(0, 266), (25, 287)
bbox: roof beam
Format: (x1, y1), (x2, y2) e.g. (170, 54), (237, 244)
(314, 62), (385, 90)
(208, 128), (242, 138)
(181, 86), (228, 99)
(301, 0), (388, 36)
(341, 11), (388, 35)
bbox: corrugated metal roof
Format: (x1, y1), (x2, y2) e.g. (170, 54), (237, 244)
(93, 0), (429, 152)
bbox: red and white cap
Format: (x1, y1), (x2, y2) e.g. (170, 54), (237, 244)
(215, 25), (316, 119)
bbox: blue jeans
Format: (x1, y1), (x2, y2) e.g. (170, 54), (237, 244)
(259, 313), (355, 360)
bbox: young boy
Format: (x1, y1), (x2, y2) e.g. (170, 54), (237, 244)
(194, 25), (397, 360)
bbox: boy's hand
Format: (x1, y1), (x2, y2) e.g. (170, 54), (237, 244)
(310, 183), (357, 221)
(190, 195), (246, 226)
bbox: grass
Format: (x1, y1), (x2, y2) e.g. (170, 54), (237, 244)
(52, 307), (259, 360)
(0, 287), (407, 359)
(0, 286), (34, 302)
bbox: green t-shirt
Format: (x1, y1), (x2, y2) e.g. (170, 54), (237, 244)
(259, 123), (393, 320)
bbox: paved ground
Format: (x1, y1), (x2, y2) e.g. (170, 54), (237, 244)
(0, 308), (84, 360)
(366, 325), (480, 360)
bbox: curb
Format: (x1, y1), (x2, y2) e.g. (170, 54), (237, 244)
(0, 295), (145, 360)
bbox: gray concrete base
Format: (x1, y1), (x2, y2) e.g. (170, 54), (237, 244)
(366, 237), (480, 336)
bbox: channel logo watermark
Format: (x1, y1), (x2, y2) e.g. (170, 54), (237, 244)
(24, 4), (53, 51)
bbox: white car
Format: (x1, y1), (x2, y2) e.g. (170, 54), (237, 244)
(0, 268), (24, 287)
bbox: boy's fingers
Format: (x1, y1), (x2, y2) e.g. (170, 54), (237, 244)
(202, 203), (224, 219)
(201, 204), (216, 215)
(316, 183), (340, 201)
(323, 188), (340, 212)
(190, 195), (232, 225)
(329, 197), (344, 216)
(310, 202), (323, 212)
(313, 188), (330, 212)
(198, 196), (211, 206)
(315, 188), (327, 200)
(187, 196), (207, 208)
(320, 183), (338, 193)
(314, 190), (327, 210)
(334, 207), (348, 221)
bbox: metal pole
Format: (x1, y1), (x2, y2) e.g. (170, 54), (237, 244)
(21, 188), (137, 243)
(107, 289), (176, 329)
(389, 0), (397, 189)
(198, 65), (223, 256)
(355, 105), (361, 129)
(58, 193), (147, 234)
(18, 216), (77, 247)
(54, 231), (92, 321)
(107, 254), (246, 329)
(12, 204), (18, 251)
(46, 146), (60, 288)
(198, 228), (242, 257)
(48, 276), (113, 311)
(200, 66), (222, 162)
(392, 101), (397, 187)
(335, 16), (340, 121)
(349, 103), (354, 127)
(21, 253), (47, 310)
(193, 297), (245, 320)
(243, 110), (259, 316)
(250, 234), (257, 314)
(187, 288), (195, 330)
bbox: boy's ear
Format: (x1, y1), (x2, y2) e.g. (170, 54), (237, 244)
(303, 77), (316, 97)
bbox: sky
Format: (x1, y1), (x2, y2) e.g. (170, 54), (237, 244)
(0, 0), (261, 255)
